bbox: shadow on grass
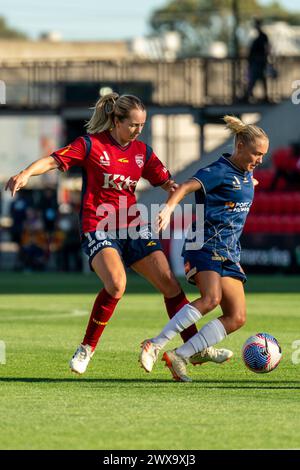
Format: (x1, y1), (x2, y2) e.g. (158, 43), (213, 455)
(1, 272), (300, 295)
(0, 377), (299, 389)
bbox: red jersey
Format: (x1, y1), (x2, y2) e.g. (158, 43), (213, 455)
(52, 131), (170, 233)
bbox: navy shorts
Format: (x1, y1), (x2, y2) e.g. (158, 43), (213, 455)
(183, 247), (247, 285)
(81, 225), (163, 269)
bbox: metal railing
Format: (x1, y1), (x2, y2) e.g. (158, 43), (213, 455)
(0, 56), (299, 108)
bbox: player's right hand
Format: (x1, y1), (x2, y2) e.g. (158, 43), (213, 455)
(5, 171), (30, 197)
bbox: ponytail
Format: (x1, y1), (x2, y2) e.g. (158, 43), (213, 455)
(86, 93), (145, 134)
(86, 92), (119, 134)
(223, 115), (268, 146)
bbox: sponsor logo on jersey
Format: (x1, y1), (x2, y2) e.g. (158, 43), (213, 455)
(225, 201), (236, 210)
(99, 151), (110, 166)
(102, 173), (138, 191)
(225, 201), (251, 212)
(146, 241), (157, 247)
(118, 158), (129, 163)
(232, 176), (241, 190)
(135, 154), (144, 168)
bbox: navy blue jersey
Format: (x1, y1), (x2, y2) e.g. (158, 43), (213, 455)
(184, 153), (254, 262)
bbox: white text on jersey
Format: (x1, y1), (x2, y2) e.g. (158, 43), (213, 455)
(102, 173), (138, 191)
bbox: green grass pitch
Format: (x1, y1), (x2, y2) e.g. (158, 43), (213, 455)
(0, 273), (300, 450)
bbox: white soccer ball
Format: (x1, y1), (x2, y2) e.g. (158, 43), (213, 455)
(242, 333), (282, 373)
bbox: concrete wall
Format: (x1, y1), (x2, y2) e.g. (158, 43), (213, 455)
(0, 40), (130, 61)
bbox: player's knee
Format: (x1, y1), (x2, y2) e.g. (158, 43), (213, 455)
(105, 276), (126, 298)
(232, 311), (246, 331)
(202, 295), (222, 312)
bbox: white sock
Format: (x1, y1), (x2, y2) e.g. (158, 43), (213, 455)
(176, 318), (227, 359)
(152, 304), (202, 348)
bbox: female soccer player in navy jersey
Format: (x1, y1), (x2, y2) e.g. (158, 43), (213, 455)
(6, 93), (205, 375)
(140, 115), (269, 382)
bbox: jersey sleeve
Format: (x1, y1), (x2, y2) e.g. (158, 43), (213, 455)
(191, 161), (226, 195)
(51, 137), (87, 172)
(141, 146), (171, 187)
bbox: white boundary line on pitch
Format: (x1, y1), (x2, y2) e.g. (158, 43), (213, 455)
(0, 310), (89, 322)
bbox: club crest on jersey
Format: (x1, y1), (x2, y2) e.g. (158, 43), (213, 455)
(135, 154), (144, 168)
(99, 151), (110, 166)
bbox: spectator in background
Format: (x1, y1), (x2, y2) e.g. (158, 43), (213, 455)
(271, 142), (300, 190)
(246, 19), (270, 102)
(20, 208), (48, 271)
(9, 191), (28, 246)
(39, 188), (58, 235)
(55, 204), (82, 272)
(9, 191), (28, 270)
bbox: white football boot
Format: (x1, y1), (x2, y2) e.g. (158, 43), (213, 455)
(139, 339), (161, 373)
(69, 344), (94, 375)
(162, 350), (192, 382)
(189, 346), (233, 366)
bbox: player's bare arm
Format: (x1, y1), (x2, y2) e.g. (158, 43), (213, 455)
(5, 156), (59, 197)
(160, 179), (179, 193)
(157, 178), (202, 231)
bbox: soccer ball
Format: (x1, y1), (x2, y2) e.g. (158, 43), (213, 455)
(242, 333), (282, 373)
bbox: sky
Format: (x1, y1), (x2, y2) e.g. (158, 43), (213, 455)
(0, 0), (299, 41)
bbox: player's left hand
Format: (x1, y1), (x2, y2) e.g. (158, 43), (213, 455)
(155, 204), (173, 232)
(161, 179), (179, 193)
(252, 177), (259, 187)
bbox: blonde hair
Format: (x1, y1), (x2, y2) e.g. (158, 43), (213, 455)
(223, 115), (268, 146)
(86, 93), (145, 134)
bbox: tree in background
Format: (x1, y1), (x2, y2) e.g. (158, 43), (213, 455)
(150, 0), (300, 56)
(0, 16), (27, 39)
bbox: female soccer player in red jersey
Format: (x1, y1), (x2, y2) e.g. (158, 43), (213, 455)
(6, 93), (203, 375)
